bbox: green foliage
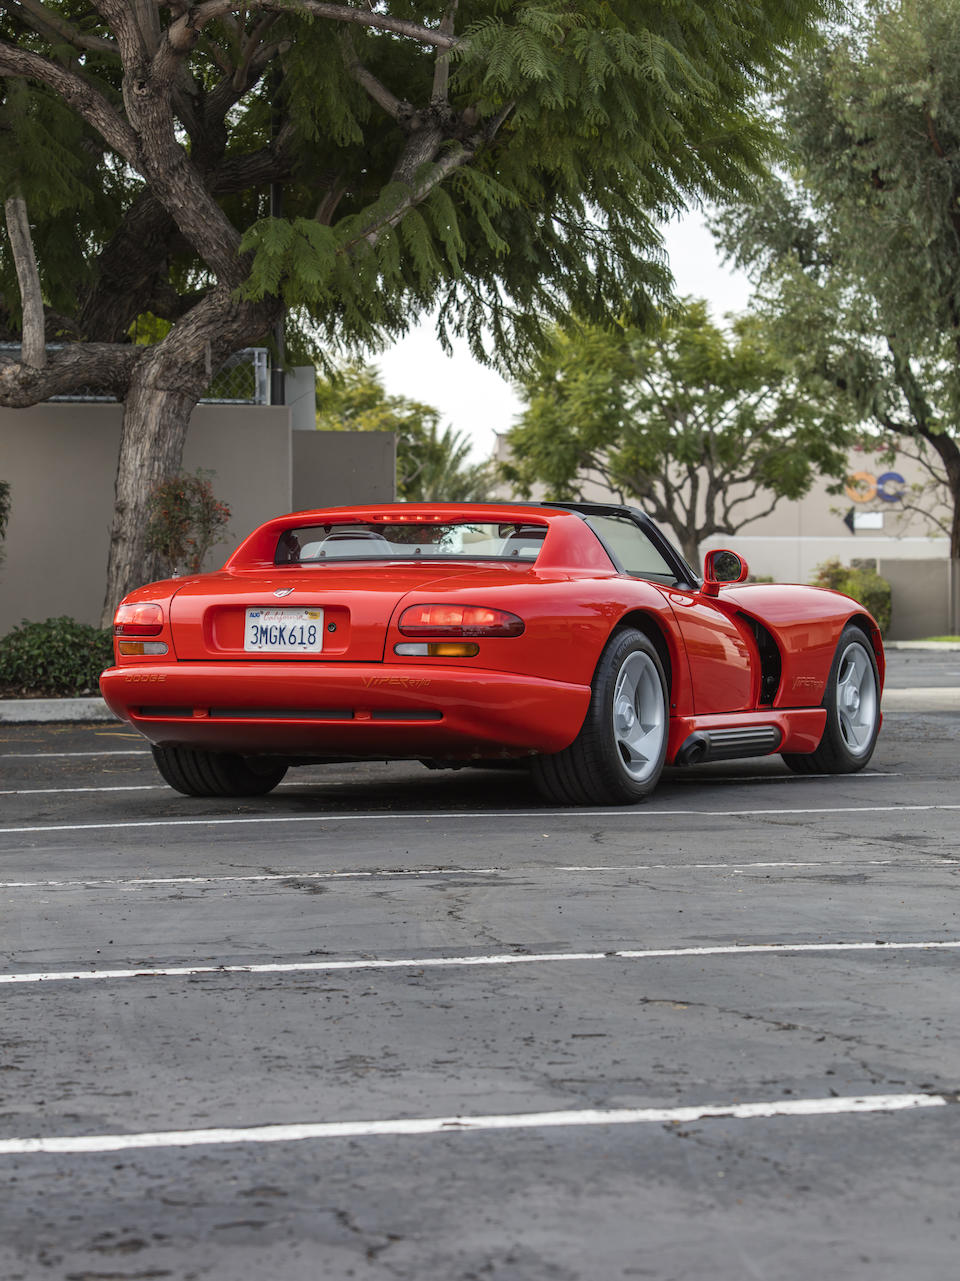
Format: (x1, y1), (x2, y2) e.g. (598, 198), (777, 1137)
(0, 0), (829, 371)
(715, 0), (960, 558)
(144, 472), (232, 575)
(315, 362), (493, 501)
(0, 0), (838, 601)
(502, 300), (850, 561)
(811, 558), (892, 635)
(0, 617), (114, 696)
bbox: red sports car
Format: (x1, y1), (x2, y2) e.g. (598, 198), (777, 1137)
(100, 502), (884, 805)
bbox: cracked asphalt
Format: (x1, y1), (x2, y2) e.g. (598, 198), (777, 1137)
(0, 648), (959, 1280)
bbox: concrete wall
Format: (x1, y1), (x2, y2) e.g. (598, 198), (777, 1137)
(0, 405), (395, 633)
(879, 559), (960, 640)
(292, 431), (395, 512)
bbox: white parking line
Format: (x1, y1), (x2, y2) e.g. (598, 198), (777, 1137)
(0, 750), (150, 759)
(1, 802), (958, 837)
(0, 773), (900, 798)
(0, 785), (163, 796)
(0, 1093), (947, 1156)
(3, 939), (959, 986)
(1, 856), (958, 893)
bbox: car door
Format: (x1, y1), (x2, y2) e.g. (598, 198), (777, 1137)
(580, 512), (758, 715)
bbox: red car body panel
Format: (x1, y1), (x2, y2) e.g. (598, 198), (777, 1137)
(100, 502), (884, 767)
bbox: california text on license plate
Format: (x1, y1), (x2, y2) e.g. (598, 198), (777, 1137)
(244, 608), (324, 652)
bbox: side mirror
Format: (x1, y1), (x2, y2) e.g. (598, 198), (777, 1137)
(701, 548), (749, 597)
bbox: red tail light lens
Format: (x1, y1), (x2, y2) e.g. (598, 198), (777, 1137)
(398, 604), (524, 638)
(114, 602), (164, 637)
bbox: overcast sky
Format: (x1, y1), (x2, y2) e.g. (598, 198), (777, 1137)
(375, 212), (754, 462)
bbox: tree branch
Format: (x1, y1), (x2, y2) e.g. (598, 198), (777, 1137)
(431, 0), (458, 103)
(6, 0), (116, 54)
(161, 0), (460, 55)
(0, 343), (141, 405)
(349, 59), (406, 121)
(0, 40), (138, 165)
(346, 140), (477, 252)
(3, 193), (46, 368)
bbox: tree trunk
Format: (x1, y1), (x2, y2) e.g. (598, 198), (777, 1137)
(919, 428), (960, 560)
(4, 194), (46, 368)
(99, 289), (281, 625)
(100, 361), (200, 626)
(681, 533), (701, 568)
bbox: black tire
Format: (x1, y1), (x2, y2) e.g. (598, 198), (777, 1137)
(152, 745), (288, 797)
(531, 628), (668, 806)
(782, 624), (881, 775)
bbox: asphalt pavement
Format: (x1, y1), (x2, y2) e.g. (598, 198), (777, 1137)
(0, 650), (958, 1279)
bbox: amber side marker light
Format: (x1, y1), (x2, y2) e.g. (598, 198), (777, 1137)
(118, 640), (169, 656)
(394, 642), (480, 657)
(398, 604), (525, 639)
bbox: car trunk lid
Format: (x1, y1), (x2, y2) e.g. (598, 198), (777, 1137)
(167, 564), (523, 662)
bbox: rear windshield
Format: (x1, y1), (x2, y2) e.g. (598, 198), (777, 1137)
(275, 522), (547, 565)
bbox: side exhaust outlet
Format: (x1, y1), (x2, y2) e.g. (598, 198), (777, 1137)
(675, 732), (710, 766)
(675, 725), (783, 765)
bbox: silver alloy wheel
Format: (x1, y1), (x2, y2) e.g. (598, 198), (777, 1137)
(835, 640), (878, 757)
(612, 650), (666, 783)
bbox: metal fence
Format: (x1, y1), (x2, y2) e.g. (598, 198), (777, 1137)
(0, 345), (270, 405)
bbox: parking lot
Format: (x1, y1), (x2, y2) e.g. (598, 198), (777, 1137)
(1, 648), (958, 1280)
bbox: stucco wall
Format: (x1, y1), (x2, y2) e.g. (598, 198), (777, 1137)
(292, 430), (395, 512)
(0, 405), (394, 633)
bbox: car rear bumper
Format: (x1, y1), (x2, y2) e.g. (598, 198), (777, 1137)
(99, 662), (592, 758)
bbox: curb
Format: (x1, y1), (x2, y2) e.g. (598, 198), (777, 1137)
(0, 697), (118, 724)
(885, 641), (960, 651)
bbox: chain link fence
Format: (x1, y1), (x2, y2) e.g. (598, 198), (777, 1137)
(0, 345), (270, 405)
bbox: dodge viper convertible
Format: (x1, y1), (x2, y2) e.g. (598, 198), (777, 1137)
(100, 502), (884, 805)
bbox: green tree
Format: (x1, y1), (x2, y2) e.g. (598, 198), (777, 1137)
(716, 0), (960, 562)
(0, 0), (836, 623)
(315, 363), (491, 500)
(501, 301), (849, 563)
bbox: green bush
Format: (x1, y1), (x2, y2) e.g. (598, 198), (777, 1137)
(811, 558), (892, 635)
(0, 617), (114, 697)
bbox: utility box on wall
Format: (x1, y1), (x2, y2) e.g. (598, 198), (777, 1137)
(0, 405), (395, 633)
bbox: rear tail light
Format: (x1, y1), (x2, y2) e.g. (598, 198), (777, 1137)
(398, 604), (524, 638)
(114, 602), (164, 637)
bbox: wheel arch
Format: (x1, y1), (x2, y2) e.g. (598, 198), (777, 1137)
(615, 610), (674, 700)
(845, 611), (886, 689)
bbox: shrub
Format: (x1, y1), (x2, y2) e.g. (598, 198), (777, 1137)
(811, 558), (892, 635)
(145, 471), (231, 576)
(0, 617), (114, 697)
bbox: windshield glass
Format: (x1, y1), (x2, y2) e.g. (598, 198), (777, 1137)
(275, 522), (547, 565)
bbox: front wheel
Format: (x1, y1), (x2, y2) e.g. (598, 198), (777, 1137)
(152, 746), (288, 797)
(782, 625), (881, 775)
(531, 628), (668, 806)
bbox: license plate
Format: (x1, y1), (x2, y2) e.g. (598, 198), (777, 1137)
(244, 608), (324, 652)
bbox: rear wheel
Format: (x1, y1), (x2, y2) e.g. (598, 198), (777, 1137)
(782, 625), (881, 774)
(531, 628), (668, 806)
(152, 746), (288, 797)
